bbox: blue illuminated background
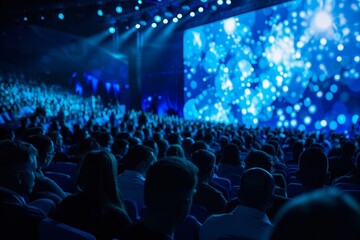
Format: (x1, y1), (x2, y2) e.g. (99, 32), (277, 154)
(183, 0), (360, 133)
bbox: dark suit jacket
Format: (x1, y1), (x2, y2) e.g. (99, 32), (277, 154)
(0, 187), (46, 240)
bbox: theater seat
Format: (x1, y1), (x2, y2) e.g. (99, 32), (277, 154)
(39, 218), (96, 240)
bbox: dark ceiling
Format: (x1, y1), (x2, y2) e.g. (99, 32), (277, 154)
(0, 0), (291, 36)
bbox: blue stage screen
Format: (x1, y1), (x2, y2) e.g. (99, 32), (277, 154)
(183, 0), (360, 133)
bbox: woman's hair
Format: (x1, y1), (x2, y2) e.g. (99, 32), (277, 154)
(76, 150), (125, 210)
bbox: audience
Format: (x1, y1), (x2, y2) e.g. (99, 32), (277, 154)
(121, 157), (198, 240)
(2, 73), (360, 239)
(200, 167), (275, 240)
(54, 150), (132, 239)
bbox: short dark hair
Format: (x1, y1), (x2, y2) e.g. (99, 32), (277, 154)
(144, 157), (198, 207)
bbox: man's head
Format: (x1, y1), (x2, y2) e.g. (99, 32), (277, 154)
(0, 140), (38, 196)
(144, 157), (198, 224)
(297, 147), (330, 192)
(238, 167), (275, 212)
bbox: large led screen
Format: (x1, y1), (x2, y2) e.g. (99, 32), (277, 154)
(183, 0), (360, 133)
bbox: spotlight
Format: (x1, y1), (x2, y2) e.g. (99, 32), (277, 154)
(97, 9), (103, 16)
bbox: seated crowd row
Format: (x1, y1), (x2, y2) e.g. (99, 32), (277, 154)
(1, 109), (360, 240)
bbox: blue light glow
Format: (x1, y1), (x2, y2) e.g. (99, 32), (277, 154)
(183, 0), (360, 132)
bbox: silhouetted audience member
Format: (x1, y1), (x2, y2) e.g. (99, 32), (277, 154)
(121, 157), (198, 240)
(54, 150), (132, 240)
(228, 149), (290, 222)
(167, 144), (185, 158)
(0, 140), (46, 239)
(217, 143), (244, 177)
(191, 149), (227, 216)
(24, 134), (68, 205)
(328, 140), (356, 183)
(200, 167), (275, 240)
(0, 125), (14, 140)
(296, 146), (330, 193)
(269, 188), (360, 240)
(46, 131), (69, 162)
(285, 140), (304, 166)
(332, 152), (360, 186)
(117, 144), (156, 209)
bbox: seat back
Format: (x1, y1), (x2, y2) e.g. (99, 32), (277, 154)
(189, 203), (209, 224)
(44, 171), (76, 193)
(123, 198), (139, 222)
(47, 162), (78, 179)
(39, 218), (96, 240)
(287, 183), (304, 198)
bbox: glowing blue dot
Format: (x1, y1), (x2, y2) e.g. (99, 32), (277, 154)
(135, 24), (141, 29)
(154, 15), (162, 22)
(277, 109), (283, 116)
(304, 116), (311, 124)
(357, 35), (360, 42)
(135, 6), (140, 10)
(355, 56), (360, 62)
(116, 6), (123, 13)
(262, 79), (270, 89)
(190, 12), (195, 17)
(316, 91), (323, 98)
(280, 115), (285, 121)
(190, 81), (197, 89)
(217, 0), (224, 5)
(294, 104), (301, 111)
(151, 23), (157, 28)
(320, 38), (327, 45)
(298, 124), (306, 131)
(108, 27), (116, 34)
(163, 19), (168, 24)
(198, 7), (204, 12)
(329, 121), (338, 130)
(330, 84), (338, 93)
(334, 74), (340, 81)
(58, 13), (64, 20)
(352, 115), (359, 124)
(173, 18), (179, 23)
(320, 120), (327, 127)
(24, 17), (28, 21)
(97, 10), (103, 16)
(277, 122), (283, 127)
(304, 97), (311, 107)
(286, 106), (293, 114)
(325, 92), (333, 101)
(284, 121), (289, 127)
(187, 92), (191, 98)
(337, 44), (344, 51)
(309, 105), (317, 114)
(337, 114), (346, 125)
(291, 119), (297, 127)
(253, 118), (258, 124)
(177, 13), (183, 19)
(336, 56), (342, 62)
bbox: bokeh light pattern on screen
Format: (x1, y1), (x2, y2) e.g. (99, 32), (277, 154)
(183, 0), (360, 133)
